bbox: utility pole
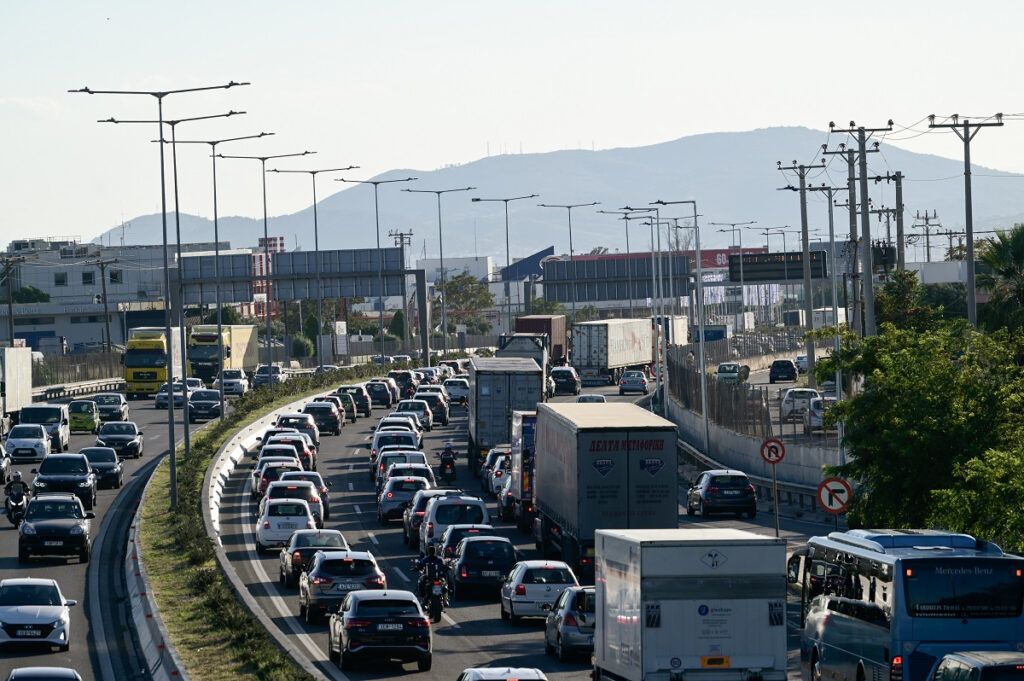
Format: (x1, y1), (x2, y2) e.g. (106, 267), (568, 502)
(928, 113), (1003, 327)
(85, 258), (119, 354)
(872, 172), (906, 270)
(913, 210), (941, 262)
(778, 160), (825, 389)
(389, 229), (414, 350)
(0, 257), (25, 346)
(828, 121), (893, 336)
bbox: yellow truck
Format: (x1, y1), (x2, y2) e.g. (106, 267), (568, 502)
(124, 327), (183, 398)
(187, 324), (259, 386)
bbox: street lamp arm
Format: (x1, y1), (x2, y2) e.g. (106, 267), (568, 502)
(70, 81), (250, 97)
(173, 132), (275, 146)
(337, 176), (418, 185)
(268, 165), (358, 174)
(472, 194), (539, 203)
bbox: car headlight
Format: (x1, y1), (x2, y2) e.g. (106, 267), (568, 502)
(33, 481), (47, 488)
(20, 523), (35, 535)
(69, 524), (84, 535)
(78, 480), (93, 488)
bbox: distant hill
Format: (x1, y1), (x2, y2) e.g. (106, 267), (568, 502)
(94, 126), (1024, 259)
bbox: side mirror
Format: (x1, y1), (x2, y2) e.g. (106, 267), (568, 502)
(85, 512), (96, 520)
(65, 599), (78, 607)
(30, 468), (37, 474)
(326, 480), (333, 488)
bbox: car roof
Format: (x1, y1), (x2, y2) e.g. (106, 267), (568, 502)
(459, 668), (549, 681)
(32, 492), (81, 502)
(459, 534), (512, 545)
(443, 523), (495, 534)
(349, 589), (418, 602)
(313, 549), (374, 561)
(383, 475), (430, 487)
(704, 468), (748, 476)
(514, 559), (572, 569)
(40, 453), (86, 461)
(6, 668), (83, 680)
(0, 577), (59, 587)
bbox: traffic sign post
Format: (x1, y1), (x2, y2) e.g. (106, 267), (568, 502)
(817, 477), (852, 529)
(761, 439), (785, 537)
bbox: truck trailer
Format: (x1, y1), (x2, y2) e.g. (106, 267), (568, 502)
(124, 327), (183, 398)
(496, 333), (549, 378)
(187, 324), (259, 385)
(0, 347), (32, 437)
(467, 357), (544, 476)
(515, 315), (568, 365)
(572, 319), (654, 385)
(594, 528), (788, 681)
(532, 402), (678, 580)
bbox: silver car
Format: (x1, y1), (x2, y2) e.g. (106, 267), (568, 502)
(0, 577), (77, 651)
(377, 476), (431, 524)
(618, 370), (649, 395)
(543, 585), (595, 661)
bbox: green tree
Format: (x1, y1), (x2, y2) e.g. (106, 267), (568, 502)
(922, 283), (967, 320)
(569, 305), (599, 324)
(303, 313), (321, 343)
(529, 297), (565, 315)
(388, 309), (405, 338)
(292, 334), (314, 358)
(873, 269), (940, 332)
(435, 273), (495, 333)
(203, 305), (243, 325)
(248, 318), (285, 339)
(977, 224), (1024, 332)
(12, 286), (49, 303)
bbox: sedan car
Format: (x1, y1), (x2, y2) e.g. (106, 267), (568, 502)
(543, 585), (595, 662)
(154, 382), (187, 409)
(618, 370), (649, 395)
(377, 476), (431, 524)
(93, 392), (129, 421)
(327, 589), (431, 672)
(18, 493), (94, 564)
(255, 499), (316, 554)
(187, 389), (222, 422)
(81, 447), (123, 489)
(95, 421), (144, 459)
(278, 529), (350, 588)
(300, 550), (387, 624)
(686, 469), (757, 518)
(0, 578), (77, 652)
(447, 535), (518, 599)
(5, 425), (49, 463)
(499, 561), (579, 623)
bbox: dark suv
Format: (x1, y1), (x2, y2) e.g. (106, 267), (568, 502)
(768, 359), (797, 383)
(31, 454), (97, 510)
(686, 469), (757, 518)
(18, 492), (95, 563)
(414, 392), (450, 426)
(365, 381), (393, 408)
(336, 385), (372, 417)
(550, 367), (581, 395)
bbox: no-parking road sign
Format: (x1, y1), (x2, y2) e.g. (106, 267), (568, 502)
(817, 477), (852, 514)
(760, 439), (785, 465)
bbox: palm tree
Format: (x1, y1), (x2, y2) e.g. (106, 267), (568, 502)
(977, 223), (1024, 332)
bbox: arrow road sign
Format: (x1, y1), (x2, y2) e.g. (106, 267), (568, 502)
(817, 477), (852, 515)
(760, 439), (785, 465)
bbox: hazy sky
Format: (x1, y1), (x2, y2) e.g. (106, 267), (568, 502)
(4, 1), (1022, 251)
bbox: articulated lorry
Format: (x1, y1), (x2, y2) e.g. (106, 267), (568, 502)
(532, 402), (678, 580)
(467, 357), (544, 476)
(508, 410), (537, 531)
(572, 318), (653, 385)
(514, 315), (568, 365)
(124, 327), (183, 398)
(0, 347), (32, 437)
(594, 528), (788, 681)
(187, 324), (259, 385)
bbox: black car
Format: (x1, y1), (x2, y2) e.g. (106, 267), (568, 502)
(93, 393), (129, 421)
(685, 469), (757, 518)
(188, 389), (222, 422)
(446, 535), (518, 598)
(18, 493), (95, 563)
(327, 590), (432, 672)
(302, 403), (342, 436)
(550, 367), (581, 395)
(768, 359), (797, 383)
(81, 447), (123, 489)
(365, 382), (393, 408)
(413, 392), (449, 426)
(95, 421), (145, 459)
(277, 529), (349, 588)
(31, 454), (97, 510)
(335, 385), (372, 417)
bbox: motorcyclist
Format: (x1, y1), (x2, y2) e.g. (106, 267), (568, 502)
(440, 444), (456, 464)
(5, 471), (30, 506)
(415, 545), (447, 598)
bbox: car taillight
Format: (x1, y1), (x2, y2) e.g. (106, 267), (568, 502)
(345, 619), (372, 629)
(495, 470), (503, 478)
(563, 612), (578, 627)
(306, 520), (315, 528)
(460, 565), (468, 578)
(407, 618), (430, 628)
(746, 485), (756, 495)
(708, 486), (720, 493)
(515, 584), (526, 596)
(427, 522), (434, 537)
(365, 574), (385, 587)
(292, 551), (303, 564)
(312, 575), (334, 585)
(263, 521), (270, 529)
(309, 496), (320, 504)
(415, 511), (425, 516)
(386, 492), (394, 499)
(581, 556), (593, 566)
(890, 656), (903, 681)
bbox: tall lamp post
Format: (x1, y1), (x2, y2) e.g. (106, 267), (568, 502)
(538, 202), (600, 323)
(598, 209), (649, 317)
(709, 221), (756, 327)
(404, 186), (475, 358)
(71, 79), (249, 509)
(471, 194), (538, 334)
(219, 150), (317, 393)
(173, 131), (274, 422)
(270, 165), (358, 370)
(338, 177), (418, 362)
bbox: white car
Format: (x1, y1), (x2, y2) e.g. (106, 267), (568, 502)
(487, 454), (511, 497)
(443, 378), (469, 402)
(795, 354), (809, 373)
(259, 480), (325, 527)
(780, 388), (820, 423)
(5, 424), (50, 463)
(419, 494), (490, 554)
(803, 397), (839, 435)
(457, 669), (549, 681)
(499, 560), (579, 623)
(0, 577), (77, 651)
(215, 369), (249, 395)
(255, 498), (316, 553)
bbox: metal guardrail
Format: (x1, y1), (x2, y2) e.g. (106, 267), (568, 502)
(32, 378), (126, 402)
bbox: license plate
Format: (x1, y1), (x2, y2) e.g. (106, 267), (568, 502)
(724, 490), (741, 495)
(378, 623), (402, 631)
(482, 570), (501, 577)
(334, 583), (357, 591)
(279, 523), (296, 529)
(16, 629), (41, 637)
(43, 540), (63, 547)
(431, 584), (443, 595)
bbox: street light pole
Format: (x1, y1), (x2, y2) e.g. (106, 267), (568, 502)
(270, 165), (358, 370)
(219, 150), (316, 394)
(72, 80), (249, 510)
(338, 177), (418, 362)
(710, 221), (756, 327)
(472, 194), (539, 335)
(405, 187), (475, 358)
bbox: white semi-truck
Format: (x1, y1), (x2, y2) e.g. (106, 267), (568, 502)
(572, 319), (654, 385)
(594, 528), (788, 681)
(0, 347), (32, 437)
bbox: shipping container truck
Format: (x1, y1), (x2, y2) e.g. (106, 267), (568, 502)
(509, 410), (537, 531)
(496, 333), (549, 378)
(594, 528), (788, 681)
(652, 315), (689, 346)
(811, 307), (847, 329)
(187, 324), (259, 385)
(124, 327), (183, 398)
(532, 403), (678, 580)
(467, 357), (544, 476)
(572, 319), (654, 385)
(782, 309), (806, 328)
(515, 315), (568, 365)
(0, 347), (32, 437)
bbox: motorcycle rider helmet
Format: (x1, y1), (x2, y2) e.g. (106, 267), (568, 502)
(426, 544), (437, 557)
(11, 471), (21, 482)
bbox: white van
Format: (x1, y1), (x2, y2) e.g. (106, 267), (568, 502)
(419, 494), (490, 554)
(20, 403), (70, 452)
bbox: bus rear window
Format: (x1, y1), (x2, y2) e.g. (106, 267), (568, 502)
(903, 559), (1024, 618)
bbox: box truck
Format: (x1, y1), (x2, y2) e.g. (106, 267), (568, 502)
(812, 307), (847, 329)
(532, 403), (678, 580)
(515, 315), (568, 365)
(572, 319), (653, 385)
(0, 347), (32, 437)
(467, 357), (544, 475)
(124, 327), (183, 398)
(187, 324), (259, 385)
(508, 410), (537, 531)
(594, 528), (788, 681)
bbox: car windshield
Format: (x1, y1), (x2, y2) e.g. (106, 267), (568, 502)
(321, 558), (376, 577)
(465, 540), (514, 561)
(435, 504), (484, 525)
(623, 371), (644, 378)
(719, 364), (740, 373)
(100, 423), (136, 436)
(256, 366), (281, 375)
(389, 479), (428, 492)
(378, 434), (416, 447)
(282, 472), (322, 486)
(8, 425), (43, 439)
(20, 407), (62, 424)
(294, 532), (346, 548)
(304, 405), (334, 414)
(83, 448), (117, 463)
(0, 583), (62, 606)
(157, 384), (185, 394)
(192, 391), (220, 401)
(94, 394), (121, 405)
(39, 458), (88, 475)
(269, 484), (313, 499)
(551, 370), (574, 379)
(278, 417), (310, 428)
(355, 599), (420, 617)
(773, 360), (791, 368)
(577, 395), (604, 403)
(222, 370), (243, 379)
(26, 500), (84, 520)
(523, 567), (576, 584)
(124, 348), (167, 368)
(710, 475), (750, 488)
(268, 503), (307, 517)
(69, 401), (95, 414)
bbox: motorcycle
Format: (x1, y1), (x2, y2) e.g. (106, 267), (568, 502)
(411, 560), (448, 623)
(6, 488), (28, 528)
(436, 451), (457, 483)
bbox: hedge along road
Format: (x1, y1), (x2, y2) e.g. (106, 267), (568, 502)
(0, 397), (212, 680)
(217, 383), (634, 681)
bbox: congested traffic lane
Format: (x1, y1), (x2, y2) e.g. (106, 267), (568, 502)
(0, 397), (210, 680)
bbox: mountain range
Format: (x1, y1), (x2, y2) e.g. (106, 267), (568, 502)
(93, 126), (1024, 261)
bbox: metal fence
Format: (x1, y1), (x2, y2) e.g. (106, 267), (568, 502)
(32, 351), (123, 387)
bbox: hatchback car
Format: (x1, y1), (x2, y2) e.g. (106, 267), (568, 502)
(715, 363), (746, 384)
(18, 493), (94, 564)
(95, 421), (145, 459)
(187, 389), (222, 422)
(31, 454), (96, 510)
(447, 535), (518, 598)
(795, 354), (809, 373)
(618, 370), (649, 395)
(327, 589), (432, 671)
(5, 425), (49, 463)
(81, 447), (123, 489)
(255, 499), (316, 554)
(686, 469), (757, 518)
(499, 561), (579, 623)
(335, 384), (372, 417)
(479, 446), (511, 486)
(333, 392), (359, 423)
(378, 476), (431, 524)
(0, 578), (77, 652)
(280, 471), (332, 520)
(154, 382), (187, 409)
(380, 463), (436, 494)
(550, 367), (581, 395)
(253, 462), (304, 500)
(413, 392), (450, 426)
(67, 400), (99, 434)
(437, 523), (496, 560)
(369, 377), (401, 402)
(6, 668), (84, 681)
(259, 481), (324, 527)
(302, 402), (342, 436)
(403, 488), (464, 548)
(373, 451), (428, 488)
(927, 651), (1024, 681)
(275, 413), (320, 447)
(456, 669), (548, 681)
(369, 431), (420, 473)
(781, 388), (821, 423)
(768, 359), (797, 383)
(803, 397), (839, 435)
(300, 550), (387, 624)
(278, 529), (349, 587)
(443, 378), (470, 402)
(486, 455), (511, 497)
(394, 399), (433, 431)
(365, 381), (394, 408)
(93, 392), (130, 421)
(266, 434), (316, 471)
(420, 495), (490, 553)
(543, 585), (595, 661)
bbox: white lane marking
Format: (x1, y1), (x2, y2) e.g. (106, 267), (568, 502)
(366, 532), (379, 545)
(391, 567), (410, 583)
(348, 483), (354, 491)
(354, 504), (362, 515)
(362, 434), (371, 441)
(443, 612), (460, 628)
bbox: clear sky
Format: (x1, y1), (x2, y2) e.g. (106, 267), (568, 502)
(3, 1), (1022, 248)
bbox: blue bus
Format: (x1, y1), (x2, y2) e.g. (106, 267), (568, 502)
(790, 529), (1024, 681)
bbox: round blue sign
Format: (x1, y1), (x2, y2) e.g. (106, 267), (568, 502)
(698, 604), (709, 616)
